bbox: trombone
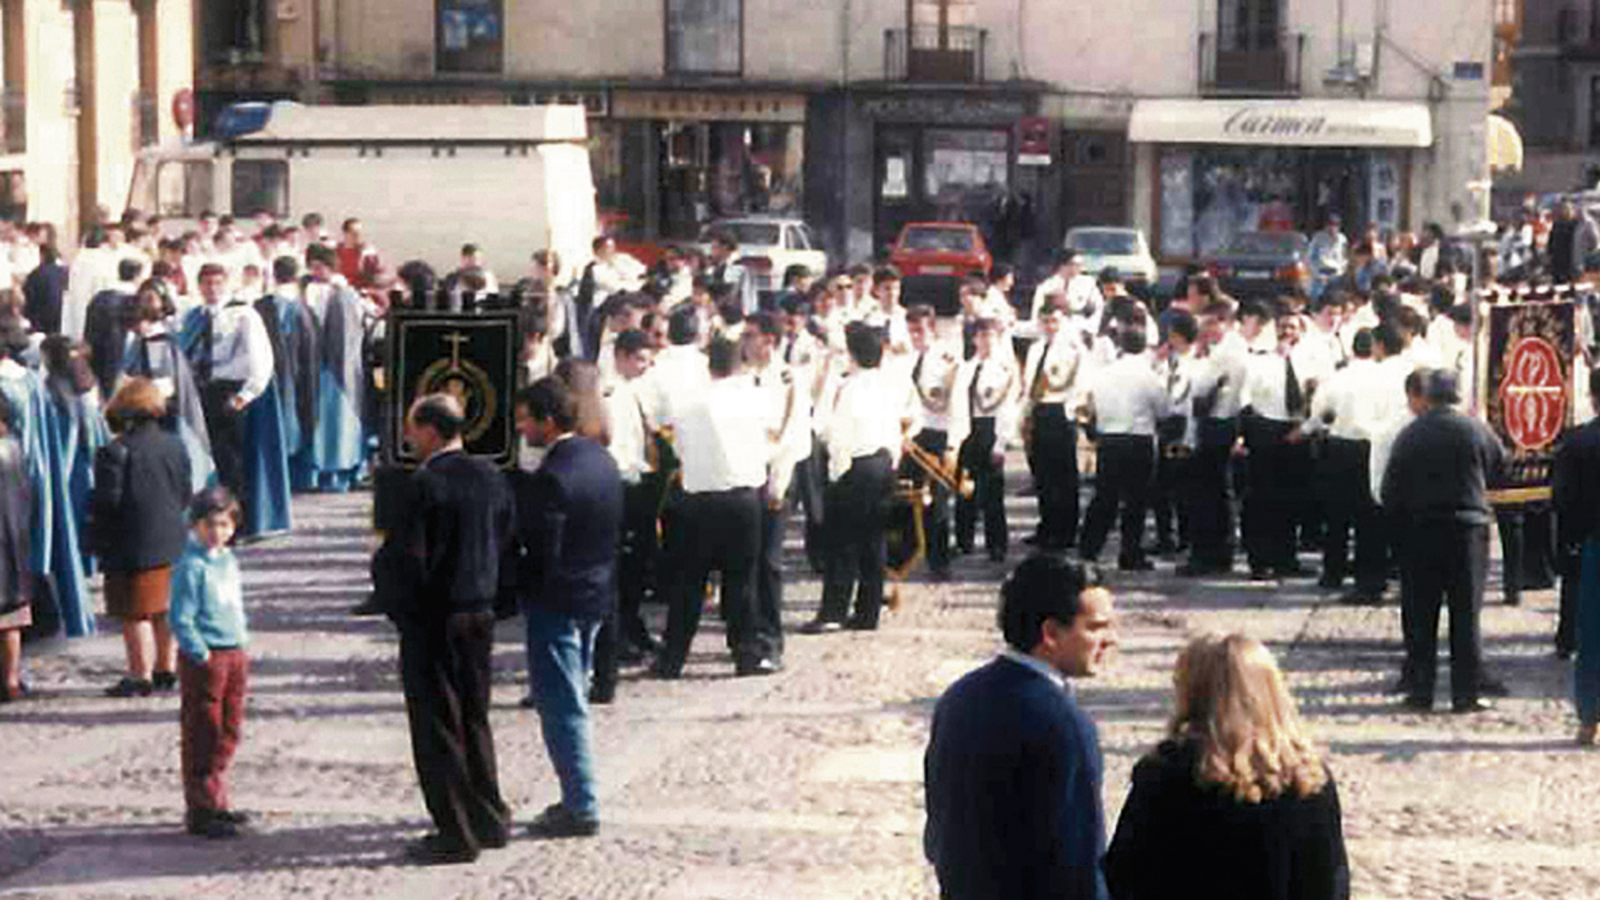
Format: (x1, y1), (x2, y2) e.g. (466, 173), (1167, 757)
(902, 440), (975, 501)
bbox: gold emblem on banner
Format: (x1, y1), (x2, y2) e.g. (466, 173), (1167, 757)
(414, 331), (498, 443)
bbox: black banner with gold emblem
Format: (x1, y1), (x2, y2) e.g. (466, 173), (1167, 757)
(385, 311), (521, 469)
(1483, 301), (1576, 499)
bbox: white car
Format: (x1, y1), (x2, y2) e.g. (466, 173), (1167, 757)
(1062, 227), (1158, 287)
(697, 217), (829, 292)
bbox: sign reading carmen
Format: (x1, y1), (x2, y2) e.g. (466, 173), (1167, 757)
(1223, 108), (1328, 138)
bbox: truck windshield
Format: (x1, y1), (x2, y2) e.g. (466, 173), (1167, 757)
(232, 160), (289, 218)
(154, 160), (214, 218)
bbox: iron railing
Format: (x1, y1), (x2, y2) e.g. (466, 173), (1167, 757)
(1199, 29), (1305, 96)
(884, 25), (987, 84)
(1, 86), (23, 155)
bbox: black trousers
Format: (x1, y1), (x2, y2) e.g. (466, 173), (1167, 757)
(1320, 438), (1383, 589)
(820, 450), (893, 627)
(1080, 434), (1155, 565)
(1241, 417), (1299, 573)
(398, 611), (509, 852)
(590, 481), (661, 699)
(955, 418), (1006, 558)
(1029, 405), (1079, 549)
(1399, 521), (1489, 704)
(754, 491), (787, 661)
(200, 379), (247, 504)
(902, 428), (953, 572)
(1496, 506), (1556, 603)
(658, 488), (762, 674)
(1186, 418), (1237, 569)
(1153, 448), (1191, 551)
(799, 436), (828, 573)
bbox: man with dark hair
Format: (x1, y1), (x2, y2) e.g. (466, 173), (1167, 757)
(706, 232), (756, 316)
(1383, 369), (1506, 714)
(512, 376), (624, 837)
(1303, 326), (1387, 603)
(380, 393), (514, 863)
(804, 321), (901, 632)
(257, 256), (319, 493)
(1237, 302), (1311, 580)
(1020, 299), (1084, 551)
(302, 245), (367, 493)
(653, 336), (776, 676)
(742, 311), (809, 655)
(955, 317), (1019, 561)
(904, 303), (966, 577)
(84, 257), (145, 397)
(1079, 328), (1167, 571)
(1181, 302), (1249, 576)
(925, 555), (1118, 900)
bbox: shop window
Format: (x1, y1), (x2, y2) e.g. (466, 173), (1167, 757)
(666, 0), (742, 76)
(0, 169), (25, 222)
(922, 128), (1008, 221)
(436, 0), (503, 74)
(231, 160), (289, 219)
(1589, 76), (1600, 148)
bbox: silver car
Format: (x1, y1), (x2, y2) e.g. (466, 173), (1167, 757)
(1062, 227), (1159, 286)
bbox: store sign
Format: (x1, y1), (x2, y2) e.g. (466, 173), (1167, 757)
(1017, 116), (1051, 166)
(612, 91), (804, 123)
(1129, 99), (1433, 148)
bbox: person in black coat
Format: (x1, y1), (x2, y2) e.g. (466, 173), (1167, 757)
(511, 376), (623, 839)
(1106, 633), (1349, 900)
(924, 555), (1119, 900)
(378, 392), (514, 865)
(84, 259), (144, 399)
(1555, 366), (1600, 746)
(22, 244), (67, 335)
(91, 378), (192, 698)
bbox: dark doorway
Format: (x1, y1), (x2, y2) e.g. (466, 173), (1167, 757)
(1060, 131), (1129, 232)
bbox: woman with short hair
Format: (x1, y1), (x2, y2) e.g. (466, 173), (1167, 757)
(91, 377), (193, 697)
(1106, 633), (1350, 900)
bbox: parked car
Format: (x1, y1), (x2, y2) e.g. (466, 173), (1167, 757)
(697, 216), (829, 294)
(1062, 227), (1159, 288)
(888, 222), (993, 315)
(1205, 231), (1312, 299)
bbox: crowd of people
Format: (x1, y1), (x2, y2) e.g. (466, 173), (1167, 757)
(2, 198), (1600, 871)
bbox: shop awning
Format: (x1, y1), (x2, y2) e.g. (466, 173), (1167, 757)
(1487, 113), (1524, 172)
(1128, 99), (1433, 148)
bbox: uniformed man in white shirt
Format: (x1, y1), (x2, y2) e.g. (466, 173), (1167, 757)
(805, 321), (907, 632)
(903, 304), (967, 577)
(1152, 309), (1201, 556)
(1238, 302), (1311, 580)
(1030, 249), (1103, 332)
(955, 317), (1019, 561)
(1301, 328), (1386, 603)
(601, 330), (663, 669)
(1078, 328), (1168, 571)
(1020, 297), (1084, 551)
(652, 336), (777, 678)
(1182, 301), (1250, 575)
(743, 312), (812, 656)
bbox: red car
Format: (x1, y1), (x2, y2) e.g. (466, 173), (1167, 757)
(889, 222), (993, 315)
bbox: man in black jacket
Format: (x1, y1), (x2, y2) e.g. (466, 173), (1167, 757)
(1554, 366), (1600, 745)
(1382, 369), (1506, 714)
(512, 377), (623, 838)
(382, 393), (514, 864)
(924, 555), (1119, 900)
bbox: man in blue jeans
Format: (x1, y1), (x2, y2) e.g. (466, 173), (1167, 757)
(513, 377), (624, 837)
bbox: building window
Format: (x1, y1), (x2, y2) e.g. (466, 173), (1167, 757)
(436, 0), (503, 74)
(666, 0), (742, 75)
(1560, 6), (1578, 44)
(1495, 0), (1516, 28)
(202, 0), (268, 64)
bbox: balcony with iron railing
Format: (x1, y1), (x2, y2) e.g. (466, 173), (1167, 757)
(1199, 29), (1304, 97)
(883, 25), (987, 84)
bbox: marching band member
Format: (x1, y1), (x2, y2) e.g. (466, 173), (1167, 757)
(903, 304), (968, 578)
(1151, 310), (1201, 556)
(1237, 302), (1311, 580)
(1019, 297), (1083, 551)
(805, 322), (905, 633)
(1078, 327), (1168, 571)
(1181, 300), (1249, 576)
(599, 330), (664, 681)
(743, 312), (812, 656)
(954, 317), (1019, 562)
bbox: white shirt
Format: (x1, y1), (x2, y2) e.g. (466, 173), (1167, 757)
(1309, 358), (1376, 442)
(646, 343), (709, 425)
(908, 341), (969, 447)
(1001, 648), (1065, 691)
(1086, 352), (1168, 436)
(64, 246), (115, 340)
(959, 352), (1021, 446)
(1241, 349), (1301, 422)
(1021, 332), (1084, 411)
(1191, 330), (1249, 419)
(603, 376), (653, 484)
(193, 300), (276, 406)
(823, 365), (906, 482)
(670, 375), (774, 494)
(749, 357), (813, 497)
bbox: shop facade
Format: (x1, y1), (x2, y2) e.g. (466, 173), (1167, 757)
(1126, 98), (1434, 263)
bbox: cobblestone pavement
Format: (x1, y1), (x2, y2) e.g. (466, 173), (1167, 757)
(3, 457), (1599, 899)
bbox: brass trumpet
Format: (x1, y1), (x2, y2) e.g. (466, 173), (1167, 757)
(902, 441), (976, 500)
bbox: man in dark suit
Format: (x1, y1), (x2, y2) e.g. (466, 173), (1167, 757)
(380, 393), (514, 865)
(924, 554), (1119, 900)
(1554, 366), (1600, 746)
(1382, 369), (1506, 714)
(512, 377), (624, 838)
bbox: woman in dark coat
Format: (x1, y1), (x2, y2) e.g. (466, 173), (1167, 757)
(90, 377), (193, 697)
(0, 390), (31, 702)
(1106, 633), (1350, 900)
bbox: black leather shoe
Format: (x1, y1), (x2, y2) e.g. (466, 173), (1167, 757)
(350, 596), (386, 617)
(211, 809), (251, 825)
(526, 803), (598, 839)
(799, 618), (844, 635)
(106, 677), (153, 698)
(185, 810), (242, 840)
(1337, 591), (1384, 607)
(1177, 562), (1228, 578)
(1477, 677), (1511, 698)
(648, 660), (682, 680)
(1117, 558), (1155, 572)
(1249, 568), (1276, 582)
(735, 657), (783, 677)
(1400, 694), (1433, 712)
(152, 670), (178, 691)
(589, 687), (616, 705)
(1452, 698), (1494, 714)
(404, 834), (478, 865)
(1317, 575), (1343, 589)
(1385, 674), (1418, 696)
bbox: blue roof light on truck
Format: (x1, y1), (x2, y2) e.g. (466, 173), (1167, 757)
(213, 102), (298, 140)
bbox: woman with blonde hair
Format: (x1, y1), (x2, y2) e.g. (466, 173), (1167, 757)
(1106, 633), (1349, 900)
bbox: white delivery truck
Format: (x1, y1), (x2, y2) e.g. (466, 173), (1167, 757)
(124, 102), (599, 284)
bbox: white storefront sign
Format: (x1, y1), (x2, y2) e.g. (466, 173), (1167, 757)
(1129, 99), (1433, 148)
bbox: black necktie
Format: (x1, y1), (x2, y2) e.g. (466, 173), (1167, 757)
(912, 350), (926, 389)
(200, 310), (216, 384)
(969, 360), (985, 413)
(784, 336), (796, 364)
(1284, 356), (1304, 418)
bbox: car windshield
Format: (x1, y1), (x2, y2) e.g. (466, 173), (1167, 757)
(1069, 231), (1138, 255)
(1224, 232), (1302, 256)
(703, 222), (782, 247)
(901, 228), (973, 253)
